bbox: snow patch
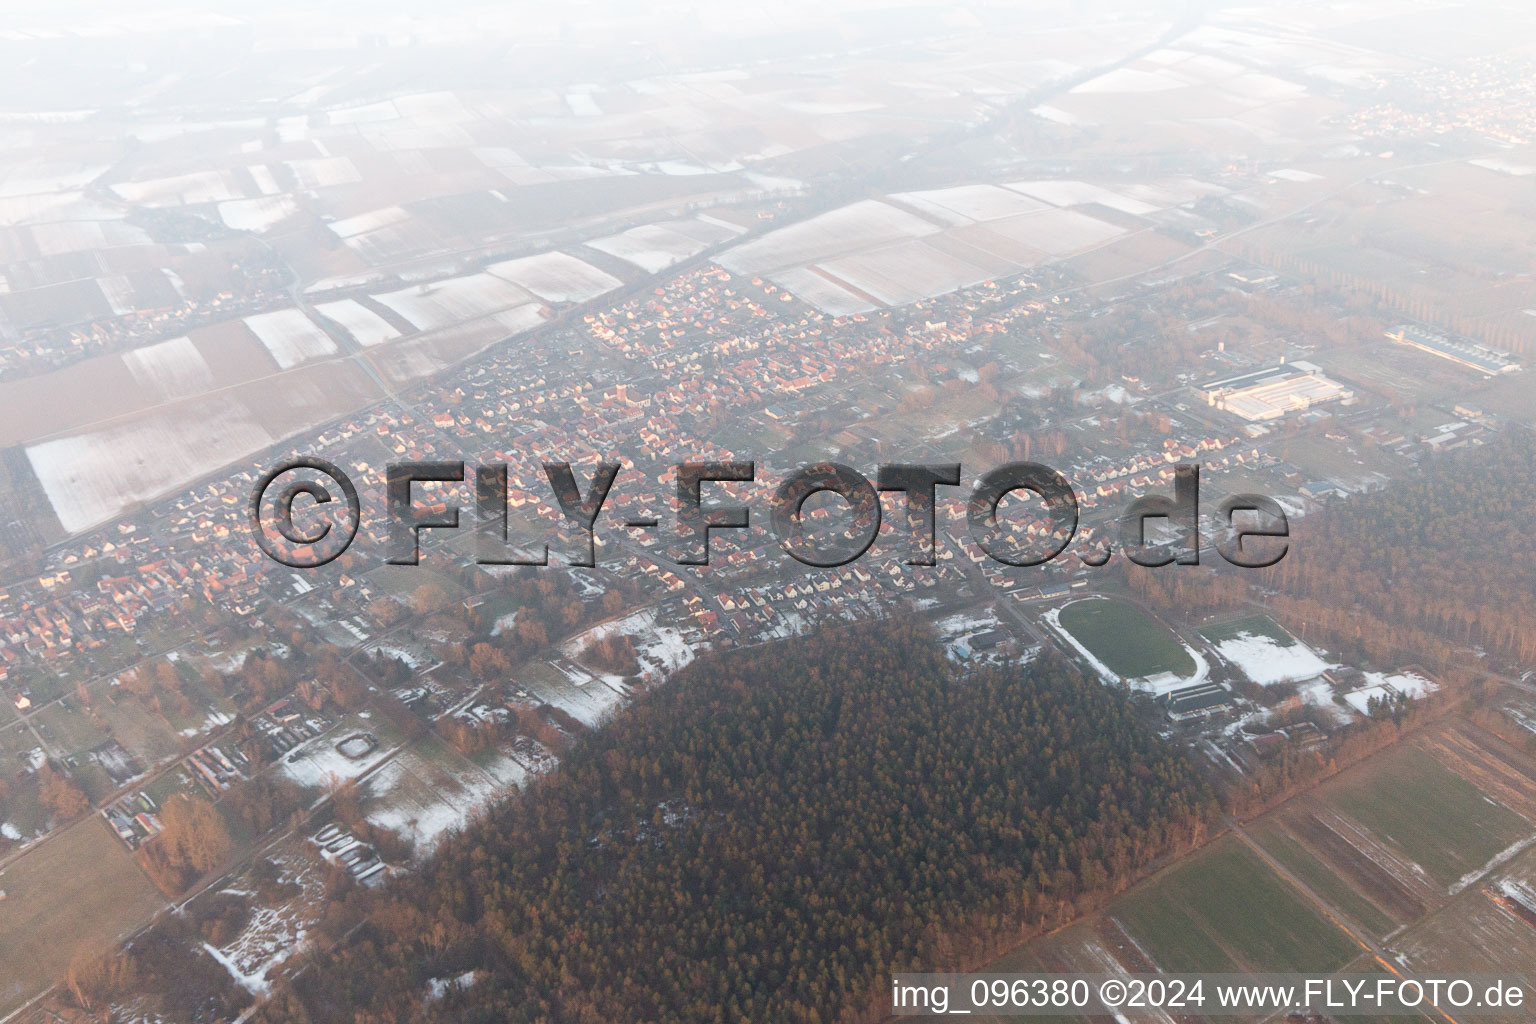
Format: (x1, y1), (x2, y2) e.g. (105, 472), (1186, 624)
(1211, 631), (1334, 686)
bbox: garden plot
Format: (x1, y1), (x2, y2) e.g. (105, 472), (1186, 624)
(372, 273), (533, 331)
(1199, 615), (1335, 686)
(362, 740), (527, 855)
(586, 217), (743, 273)
(121, 335), (216, 399)
(365, 636), (440, 673)
(199, 849), (328, 1000)
(313, 298), (401, 347)
(243, 309), (338, 369)
(485, 250), (621, 303)
(1046, 596), (1206, 694)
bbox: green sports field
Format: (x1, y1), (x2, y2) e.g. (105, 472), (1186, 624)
(1056, 598), (1196, 680)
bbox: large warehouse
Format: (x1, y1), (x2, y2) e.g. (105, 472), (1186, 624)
(1198, 361), (1354, 421)
(1386, 325), (1520, 376)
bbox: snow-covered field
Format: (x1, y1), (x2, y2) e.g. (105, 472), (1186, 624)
(218, 195), (298, 232)
(986, 208), (1126, 255)
(200, 852), (324, 999)
(586, 217), (742, 274)
(934, 609), (1000, 636)
(278, 728), (395, 790)
(529, 661), (629, 728)
(1268, 168), (1324, 183)
(720, 199), (939, 275)
(121, 335), (216, 399)
(27, 400), (275, 533)
(284, 156), (361, 189)
(372, 274), (533, 331)
(313, 298), (401, 347)
(1070, 66), (1186, 94)
(29, 219), (150, 255)
(816, 238), (992, 308)
(718, 189), (1130, 313)
(243, 309), (338, 369)
(1004, 179), (1160, 215)
(769, 266), (875, 316)
(327, 205), (410, 239)
(1343, 671), (1438, 714)
(1469, 158), (1534, 176)
(891, 184), (1051, 225)
(363, 746), (527, 856)
(485, 250), (621, 303)
(1210, 629), (1335, 686)
(110, 170), (247, 206)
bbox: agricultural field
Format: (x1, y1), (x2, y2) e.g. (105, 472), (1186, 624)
(1392, 840), (1536, 983)
(983, 716), (1536, 1023)
(1111, 834), (1360, 974)
(719, 189), (1132, 313)
(1246, 818), (1399, 940)
(0, 816), (164, 1018)
(584, 216), (744, 274)
(1320, 744), (1531, 892)
(1048, 597), (1202, 691)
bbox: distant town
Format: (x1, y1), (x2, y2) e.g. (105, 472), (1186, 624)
(2, 2), (1536, 1022)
